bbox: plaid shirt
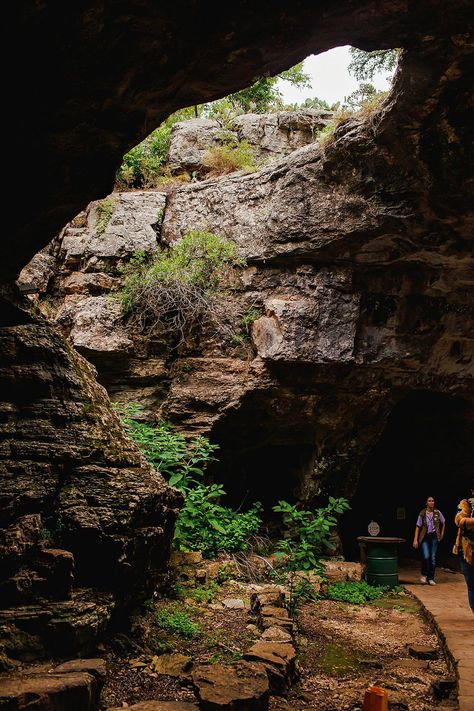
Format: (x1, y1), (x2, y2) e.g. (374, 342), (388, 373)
(455, 497), (474, 565)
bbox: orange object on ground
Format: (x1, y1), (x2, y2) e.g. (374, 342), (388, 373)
(362, 685), (389, 711)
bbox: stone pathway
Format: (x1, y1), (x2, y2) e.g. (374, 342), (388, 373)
(400, 562), (473, 711)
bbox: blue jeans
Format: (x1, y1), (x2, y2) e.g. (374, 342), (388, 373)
(461, 557), (474, 610)
(420, 533), (438, 580)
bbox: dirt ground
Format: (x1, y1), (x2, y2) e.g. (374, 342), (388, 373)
(100, 581), (456, 710)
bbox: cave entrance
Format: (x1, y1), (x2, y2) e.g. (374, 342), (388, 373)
(340, 391), (474, 564)
(208, 391), (317, 520)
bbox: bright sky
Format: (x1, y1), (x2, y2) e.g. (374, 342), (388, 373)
(277, 46), (393, 107)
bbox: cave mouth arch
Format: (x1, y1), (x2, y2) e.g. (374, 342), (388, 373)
(340, 391), (474, 564)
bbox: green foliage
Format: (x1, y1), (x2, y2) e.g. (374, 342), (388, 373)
(348, 48), (399, 82)
(95, 197), (114, 235)
(207, 62), (311, 116)
(232, 307), (261, 345)
(343, 83), (388, 112)
(118, 404), (262, 558)
(186, 581), (220, 603)
(155, 605), (201, 638)
(175, 485), (262, 558)
(119, 403), (218, 486)
(115, 107), (198, 189)
(39, 526), (54, 546)
(203, 139), (257, 175)
(326, 580), (390, 604)
(285, 96), (338, 112)
(273, 497), (350, 572)
(239, 308), (261, 338)
(119, 230), (243, 341)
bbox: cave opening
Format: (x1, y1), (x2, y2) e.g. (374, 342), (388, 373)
(208, 391), (317, 520)
(340, 391), (474, 565)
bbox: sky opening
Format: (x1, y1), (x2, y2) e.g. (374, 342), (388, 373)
(277, 45), (395, 106)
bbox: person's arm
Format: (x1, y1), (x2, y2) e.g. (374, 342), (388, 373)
(439, 511), (445, 541)
(413, 514), (422, 548)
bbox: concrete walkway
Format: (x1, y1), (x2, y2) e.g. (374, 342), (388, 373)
(400, 562), (473, 711)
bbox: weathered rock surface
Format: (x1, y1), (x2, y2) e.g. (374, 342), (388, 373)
(233, 110), (333, 157)
(192, 660), (270, 709)
(321, 561), (363, 583)
(149, 653), (192, 677)
(244, 641), (297, 694)
(0, 306), (180, 661)
(166, 111), (333, 176)
(0, 590), (113, 661)
(14, 1), (473, 283)
(5, 0), (474, 674)
(54, 657), (107, 683)
(167, 119), (223, 174)
(0, 670), (99, 710)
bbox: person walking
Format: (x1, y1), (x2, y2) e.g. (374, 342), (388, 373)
(413, 496), (445, 585)
(454, 480), (474, 615)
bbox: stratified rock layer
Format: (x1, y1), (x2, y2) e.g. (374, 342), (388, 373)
(0, 305), (180, 662)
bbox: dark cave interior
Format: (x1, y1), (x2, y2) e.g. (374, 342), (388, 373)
(209, 389), (473, 563)
(340, 391), (474, 564)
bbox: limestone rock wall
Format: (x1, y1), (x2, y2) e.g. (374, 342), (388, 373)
(24, 90), (473, 516)
(0, 299), (180, 663)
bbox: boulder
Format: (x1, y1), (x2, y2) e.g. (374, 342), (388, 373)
(250, 591), (285, 613)
(167, 119), (223, 174)
(54, 657), (107, 684)
(321, 561), (363, 583)
(222, 598), (246, 609)
(55, 296), (133, 357)
(260, 627), (292, 643)
(192, 660), (269, 709)
(0, 589), (114, 661)
(0, 671), (98, 710)
(233, 111), (333, 158)
(259, 606), (289, 619)
(244, 641), (297, 694)
(407, 644), (439, 660)
(259, 617), (294, 633)
(149, 653), (192, 677)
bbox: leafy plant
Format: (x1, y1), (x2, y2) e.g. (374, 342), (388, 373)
(95, 197), (114, 235)
(155, 604), (201, 638)
(118, 404), (262, 558)
(348, 48), (400, 82)
(326, 580), (389, 605)
(120, 230), (244, 343)
(115, 107), (198, 189)
(175, 486), (262, 558)
(119, 403), (218, 487)
(203, 62), (311, 121)
(273, 497), (350, 572)
(186, 581), (220, 603)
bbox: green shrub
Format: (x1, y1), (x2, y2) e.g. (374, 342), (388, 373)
(273, 497), (350, 572)
(95, 197), (114, 234)
(119, 403), (218, 486)
(115, 107), (197, 189)
(120, 230), (243, 342)
(155, 605), (200, 638)
(186, 582), (220, 603)
(326, 580), (389, 605)
(118, 404), (262, 558)
(175, 485), (262, 558)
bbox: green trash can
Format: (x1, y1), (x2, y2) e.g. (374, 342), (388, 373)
(357, 536), (405, 587)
